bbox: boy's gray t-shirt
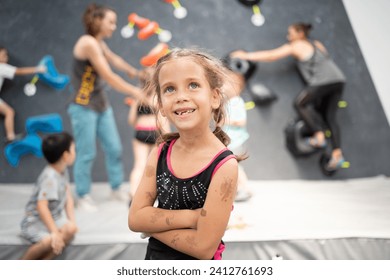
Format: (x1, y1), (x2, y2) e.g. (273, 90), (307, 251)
(23, 165), (69, 222)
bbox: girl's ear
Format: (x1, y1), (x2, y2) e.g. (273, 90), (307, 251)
(211, 88), (221, 110)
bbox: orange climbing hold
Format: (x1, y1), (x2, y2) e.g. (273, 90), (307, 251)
(140, 43), (170, 67)
(128, 13), (150, 29)
(138, 21), (159, 40)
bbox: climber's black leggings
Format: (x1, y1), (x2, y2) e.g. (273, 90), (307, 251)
(294, 82), (344, 149)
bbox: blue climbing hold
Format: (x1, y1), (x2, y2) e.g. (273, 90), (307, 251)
(37, 55), (69, 90)
(4, 134), (43, 167)
(25, 113), (63, 135)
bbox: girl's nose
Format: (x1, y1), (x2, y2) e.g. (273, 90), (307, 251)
(175, 88), (188, 102)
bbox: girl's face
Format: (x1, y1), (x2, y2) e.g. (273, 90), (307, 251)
(287, 26), (303, 42)
(99, 10), (117, 38)
(158, 57), (221, 132)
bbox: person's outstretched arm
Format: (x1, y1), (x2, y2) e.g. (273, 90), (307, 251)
(231, 43), (293, 62)
(128, 146), (200, 233)
(100, 41), (140, 79)
(150, 158), (238, 260)
(15, 65), (46, 76)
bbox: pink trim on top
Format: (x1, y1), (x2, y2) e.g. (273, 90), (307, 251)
(213, 242), (225, 260)
(211, 155), (236, 178)
(135, 125), (158, 131)
(167, 139), (229, 180)
(157, 143), (165, 159)
(167, 139), (177, 176)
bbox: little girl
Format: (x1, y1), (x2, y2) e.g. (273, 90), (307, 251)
(129, 48), (240, 260)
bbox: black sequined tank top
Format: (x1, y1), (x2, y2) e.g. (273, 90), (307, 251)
(145, 139), (235, 260)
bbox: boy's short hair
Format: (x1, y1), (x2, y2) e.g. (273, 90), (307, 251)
(42, 132), (74, 164)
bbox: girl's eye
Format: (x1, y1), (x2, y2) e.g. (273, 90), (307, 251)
(164, 86), (175, 93)
(189, 82), (199, 89)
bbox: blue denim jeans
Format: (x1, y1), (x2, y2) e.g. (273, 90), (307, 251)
(67, 104), (123, 197)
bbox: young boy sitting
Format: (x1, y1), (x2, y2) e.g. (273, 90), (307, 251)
(20, 132), (78, 259)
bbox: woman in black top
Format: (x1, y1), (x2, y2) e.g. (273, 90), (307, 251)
(232, 22), (346, 171)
